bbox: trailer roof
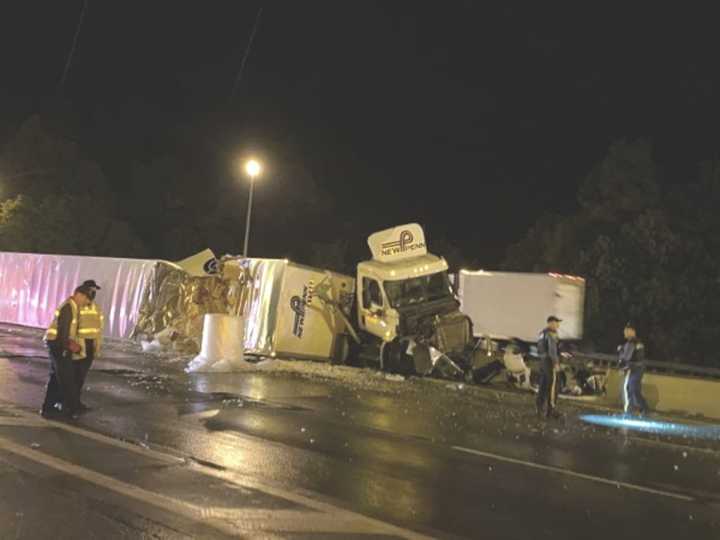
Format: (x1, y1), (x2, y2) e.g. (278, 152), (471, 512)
(459, 269), (585, 282)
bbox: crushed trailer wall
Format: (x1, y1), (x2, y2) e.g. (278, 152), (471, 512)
(135, 258), (354, 360)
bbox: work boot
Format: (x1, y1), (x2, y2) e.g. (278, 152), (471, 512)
(546, 409), (562, 420)
(40, 402), (63, 418)
(535, 405), (544, 419)
(40, 408), (61, 419)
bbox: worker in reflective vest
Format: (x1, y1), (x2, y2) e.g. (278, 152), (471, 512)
(41, 285), (92, 418)
(77, 279), (104, 412)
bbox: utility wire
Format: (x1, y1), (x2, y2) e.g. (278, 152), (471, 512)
(230, 5), (264, 101)
(58, 0), (88, 96)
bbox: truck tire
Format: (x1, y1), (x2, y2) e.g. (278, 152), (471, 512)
(354, 334), (381, 368)
(380, 339), (414, 375)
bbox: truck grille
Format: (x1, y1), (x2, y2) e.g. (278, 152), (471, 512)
(432, 312), (471, 353)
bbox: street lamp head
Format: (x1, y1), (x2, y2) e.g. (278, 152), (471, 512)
(245, 159), (262, 179)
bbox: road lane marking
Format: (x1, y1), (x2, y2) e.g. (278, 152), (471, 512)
(4, 407), (183, 465)
(0, 435), (425, 536)
(0, 417), (49, 427)
(453, 445), (694, 501)
(0, 406), (434, 539)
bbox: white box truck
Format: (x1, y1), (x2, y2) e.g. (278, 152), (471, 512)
(455, 270), (586, 343)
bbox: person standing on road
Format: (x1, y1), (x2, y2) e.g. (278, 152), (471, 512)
(76, 279), (104, 412)
(536, 316), (562, 419)
(41, 285), (93, 418)
(618, 322), (648, 416)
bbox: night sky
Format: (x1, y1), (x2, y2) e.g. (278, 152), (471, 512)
(1, 2), (719, 264)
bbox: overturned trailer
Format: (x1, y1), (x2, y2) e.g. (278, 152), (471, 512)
(0, 251), (157, 339)
(0, 251), (354, 362)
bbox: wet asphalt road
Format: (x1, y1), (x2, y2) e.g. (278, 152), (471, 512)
(1, 325), (720, 539)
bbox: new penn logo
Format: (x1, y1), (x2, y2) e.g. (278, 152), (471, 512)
(381, 230), (425, 257)
(203, 258), (220, 274)
(290, 286), (309, 338)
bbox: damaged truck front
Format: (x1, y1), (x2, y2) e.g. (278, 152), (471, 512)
(340, 224), (476, 378)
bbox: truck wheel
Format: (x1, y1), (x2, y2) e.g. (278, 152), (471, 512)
(380, 339), (414, 375)
(353, 335), (381, 368)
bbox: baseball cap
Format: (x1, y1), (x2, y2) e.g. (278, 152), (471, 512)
(82, 280), (101, 290)
(547, 315), (562, 323)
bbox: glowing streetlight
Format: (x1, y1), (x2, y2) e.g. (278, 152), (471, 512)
(245, 159), (261, 179)
(242, 159), (262, 257)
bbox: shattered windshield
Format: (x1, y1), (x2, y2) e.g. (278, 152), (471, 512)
(384, 271), (453, 308)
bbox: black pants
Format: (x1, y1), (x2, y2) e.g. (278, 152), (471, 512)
(74, 340), (95, 404)
(42, 345), (79, 415)
(536, 360), (559, 414)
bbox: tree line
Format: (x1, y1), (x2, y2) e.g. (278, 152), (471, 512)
(1, 115), (718, 364)
(502, 139), (720, 365)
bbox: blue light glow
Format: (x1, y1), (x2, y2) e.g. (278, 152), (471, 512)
(580, 414), (720, 440)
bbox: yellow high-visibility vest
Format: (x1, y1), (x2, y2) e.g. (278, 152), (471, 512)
(45, 299), (86, 361)
(78, 302), (104, 344)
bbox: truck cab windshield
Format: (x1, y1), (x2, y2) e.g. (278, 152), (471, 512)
(384, 272), (452, 308)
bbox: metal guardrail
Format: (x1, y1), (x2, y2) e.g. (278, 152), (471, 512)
(573, 352), (720, 380)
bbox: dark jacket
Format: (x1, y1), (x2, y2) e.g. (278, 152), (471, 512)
(49, 304), (73, 354)
(618, 338), (646, 370)
(537, 328), (560, 365)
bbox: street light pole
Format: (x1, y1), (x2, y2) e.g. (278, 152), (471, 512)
(242, 159), (262, 257)
(243, 177), (255, 257)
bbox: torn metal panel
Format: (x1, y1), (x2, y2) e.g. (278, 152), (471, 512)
(133, 257), (355, 361)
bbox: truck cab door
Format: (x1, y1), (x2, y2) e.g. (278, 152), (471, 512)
(359, 277), (392, 341)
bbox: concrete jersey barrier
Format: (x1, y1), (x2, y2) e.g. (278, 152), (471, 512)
(605, 368), (720, 420)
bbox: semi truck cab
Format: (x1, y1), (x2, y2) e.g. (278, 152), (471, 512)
(356, 252), (452, 343)
(352, 224), (472, 375)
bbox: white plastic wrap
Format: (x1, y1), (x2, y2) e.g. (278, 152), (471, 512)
(186, 314), (249, 372)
